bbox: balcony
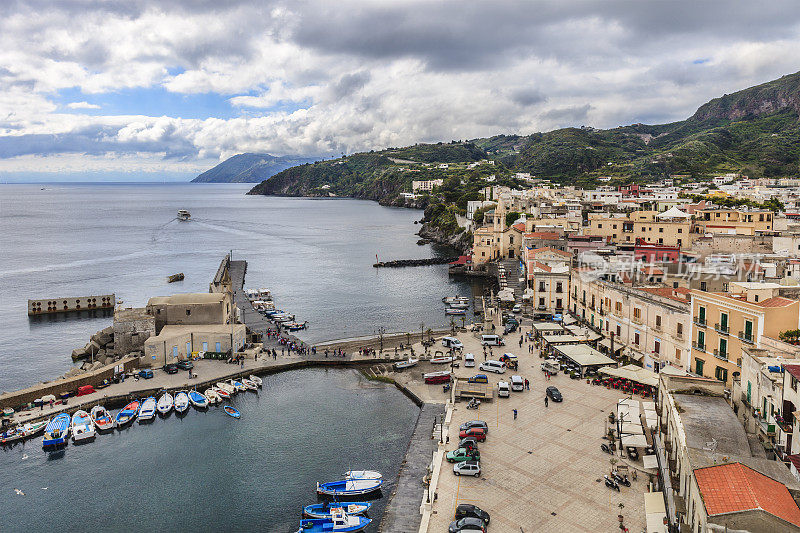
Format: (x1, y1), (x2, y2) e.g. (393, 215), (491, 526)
(632, 316), (643, 325)
(692, 342), (706, 353)
(758, 418), (777, 436)
(713, 348), (728, 361)
(580, 298), (586, 306)
(738, 331), (754, 344)
(674, 331), (684, 341)
(693, 317), (707, 328)
(652, 324), (662, 333)
(714, 323), (730, 335)
(537, 305), (546, 311)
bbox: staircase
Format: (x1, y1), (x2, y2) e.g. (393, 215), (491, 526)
(499, 259), (526, 304)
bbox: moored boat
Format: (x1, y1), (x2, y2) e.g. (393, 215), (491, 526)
(295, 508), (372, 532)
(115, 400), (140, 427)
(174, 391), (190, 414)
(90, 405), (114, 431)
(1, 425), (26, 445)
(229, 379), (246, 392)
(204, 388), (221, 404)
(216, 382), (236, 395)
(446, 301), (469, 309)
(241, 378), (258, 391)
(214, 387), (231, 400)
(223, 406), (240, 419)
(188, 390), (209, 409)
(444, 308), (466, 315)
(302, 501), (372, 519)
(42, 413), (71, 448)
(23, 420), (48, 438)
(284, 321), (306, 331)
(71, 410), (96, 442)
(138, 397), (157, 422)
(393, 358), (418, 370)
(316, 478), (383, 497)
(442, 296), (469, 305)
(177, 209), (191, 221)
(344, 470), (382, 480)
(157, 392), (174, 415)
(248, 375), (263, 387)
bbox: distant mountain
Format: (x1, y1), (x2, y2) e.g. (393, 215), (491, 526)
(191, 153), (319, 183)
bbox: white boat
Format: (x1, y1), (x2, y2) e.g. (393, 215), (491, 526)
(248, 375), (263, 387)
(445, 308), (467, 315)
(443, 296), (469, 305)
(139, 397), (157, 422)
(157, 392), (174, 415)
(216, 382), (236, 394)
(204, 388), (221, 404)
(71, 410), (96, 442)
(229, 379), (246, 392)
(241, 378), (258, 391)
(188, 390), (209, 409)
(429, 356), (454, 364)
(447, 302), (469, 309)
(345, 470), (382, 480)
(177, 209), (191, 221)
(174, 391), (190, 413)
(214, 387), (231, 400)
(393, 358), (419, 370)
(90, 405), (115, 431)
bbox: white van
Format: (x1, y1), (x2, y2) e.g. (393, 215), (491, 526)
(497, 381), (510, 397)
(441, 337), (463, 350)
(510, 375), (524, 392)
(479, 360), (506, 374)
(464, 353), (475, 367)
(480, 334), (505, 346)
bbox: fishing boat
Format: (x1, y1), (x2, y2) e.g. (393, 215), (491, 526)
(344, 470), (382, 480)
(115, 400), (140, 427)
(216, 382), (236, 395)
(442, 296), (469, 305)
(204, 388), (221, 404)
(188, 390), (209, 409)
(296, 507), (371, 533)
(444, 308), (466, 316)
(316, 478), (384, 497)
(241, 378), (258, 391)
(423, 371), (452, 384)
(429, 356), (454, 364)
(302, 501), (372, 519)
(138, 397), (157, 422)
(214, 387), (231, 400)
(284, 322), (307, 331)
(157, 392), (174, 415)
(177, 209), (191, 221)
(273, 313), (295, 323)
(90, 405), (114, 431)
(42, 413), (71, 448)
(393, 358), (418, 370)
(446, 301), (469, 309)
(71, 410), (96, 442)
(174, 391), (190, 414)
(1, 425), (26, 445)
(229, 379), (246, 392)
(248, 375), (263, 387)
(223, 406), (240, 419)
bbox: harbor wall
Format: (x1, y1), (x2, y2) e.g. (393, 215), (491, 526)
(27, 294), (115, 315)
(314, 329), (451, 353)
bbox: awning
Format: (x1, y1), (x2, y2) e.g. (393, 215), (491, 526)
(642, 454), (659, 471)
(600, 364), (659, 387)
(598, 338), (624, 352)
(621, 434), (649, 448)
(620, 422), (644, 435)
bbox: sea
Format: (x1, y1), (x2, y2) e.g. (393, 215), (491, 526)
(0, 182), (478, 531)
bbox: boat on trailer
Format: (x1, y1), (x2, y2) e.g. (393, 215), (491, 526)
(71, 410), (96, 442)
(296, 507), (372, 532)
(90, 405), (114, 431)
(429, 356), (454, 364)
(393, 358), (418, 370)
(301, 501), (372, 519)
(424, 371), (452, 384)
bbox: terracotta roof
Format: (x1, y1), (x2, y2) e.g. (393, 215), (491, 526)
(527, 247), (572, 259)
(757, 297), (797, 308)
(784, 365), (800, 381)
(640, 266), (664, 275)
(532, 261), (552, 273)
(640, 287), (690, 302)
(524, 232), (561, 240)
(694, 462), (800, 527)
(512, 222), (525, 232)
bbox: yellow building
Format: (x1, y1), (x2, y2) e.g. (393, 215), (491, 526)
(587, 210), (692, 247)
(526, 247), (571, 316)
(689, 282), (800, 388)
(471, 197), (525, 264)
(693, 208), (774, 235)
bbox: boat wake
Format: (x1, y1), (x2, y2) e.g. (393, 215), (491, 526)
(0, 249), (173, 279)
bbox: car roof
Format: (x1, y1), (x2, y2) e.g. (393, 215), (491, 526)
(511, 375), (523, 380)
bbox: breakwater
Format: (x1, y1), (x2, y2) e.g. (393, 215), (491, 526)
(373, 257), (458, 268)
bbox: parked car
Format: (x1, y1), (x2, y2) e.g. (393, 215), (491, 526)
(479, 360), (506, 374)
(442, 337), (463, 350)
(467, 374), (488, 384)
(503, 323), (518, 335)
(497, 381), (510, 398)
(138, 369), (153, 379)
(510, 375), (524, 392)
(512, 304), (522, 313)
(464, 353), (475, 367)
(163, 363), (179, 374)
(453, 460), (481, 478)
(546, 386), (563, 402)
(455, 504), (490, 525)
(447, 447), (480, 463)
(541, 360), (560, 374)
(460, 420), (488, 433)
(176, 360), (194, 370)
(459, 427), (486, 441)
(449, 516), (485, 532)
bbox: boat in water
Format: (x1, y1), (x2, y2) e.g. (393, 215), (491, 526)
(316, 478), (384, 497)
(302, 501), (372, 519)
(223, 406), (240, 419)
(42, 413), (71, 448)
(115, 401), (140, 427)
(229, 379), (246, 392)
(295, 507), (371, 532)
(138, 397), (157, 422)
(443, 296), (469, 305)
(344, 470), (382, 480)
(157, 392), (174, 415)
(214, 387), (231, 400)
(248, 375), (263, 387)
(188, 390), (209, 409)
(241, 379), (258, 391)
(216, 382), (236, 395)
(71, 410), (96, 442)
(177, 209), (191, 221)
(0, 420), (44, 445)
(446, 301), (469, 309)
(204, 388), (221, 404)
(393, 358), (418, 370)
(90, 405), (114, 431)
(174, 391), (190, 414)
(284, 321), (306, 331)
(445, 308), (467, 316)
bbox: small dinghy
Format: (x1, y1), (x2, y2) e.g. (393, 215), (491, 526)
(188, 390), (209, 409)
(229, 379), (246, 392)
(115, 401), (140, 427)
(71, 410), (96, 442)
(393, 358), (418, 370)
(444, 308), (466, 315)
(204, 388), (220, 404)
(157, 392), (174, 415)
(302, 501), (372, 519)
(241, 378), (258, 391)
(429, 356), (454, 364)
(42, 413), (71, 448)
(216, 382), (236, 395)
(214, 387), (231, 400)
(248, 375), (263, 387)
(174, 391), (190, 414)
(316, 478), (384, 497)
(90, 405), (114, 431)
(138, 397), (157, 422)
(345, 470), (382, 480)
(223, 406), (240, 419)
(296, 508), (371, 532)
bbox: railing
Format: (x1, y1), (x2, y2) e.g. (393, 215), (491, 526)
(758, 418), (776, 436)
(714, 323), (730, 335)
(632, 316), (643, 325)
(693, 317), (707, 327)
(537, 305), (546, 310)
(652, 324), (662, 332)
(738, 331), (754, 344)
(580, 298), (586, 305)
(713, 348), (728, 361)
(674, 331), (684, 340)
(692, 342), (706, 352)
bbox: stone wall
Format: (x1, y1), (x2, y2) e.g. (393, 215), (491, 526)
(690, 234), (773, 257)
(113, 307), (155, 356)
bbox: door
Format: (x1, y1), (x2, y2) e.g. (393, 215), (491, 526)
(216, 342), (222, 352)
(172, 346), (178, 359)
(202, 341), (208, 351)
(186, 342), (191, 357)
(744, 320), (753, 341)
(720, 312), (728, 333)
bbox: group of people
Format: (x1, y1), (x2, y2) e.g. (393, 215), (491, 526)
(358, 347), (378, 357)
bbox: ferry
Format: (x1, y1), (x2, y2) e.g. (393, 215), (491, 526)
(177, 210), (191, 221)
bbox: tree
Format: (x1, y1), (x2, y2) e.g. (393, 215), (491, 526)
(505, 211), (521, 227)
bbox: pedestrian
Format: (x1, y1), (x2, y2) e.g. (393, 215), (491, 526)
(513, 408), (517, 419)
(519, 338), (522, 348)
(525, 378), (529, 390)
(483, 351), (487, 361)
(240, 358), (244, 369)
(545, 396), (549, 407)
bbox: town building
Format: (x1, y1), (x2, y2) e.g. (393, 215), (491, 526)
(411, 179), (444, 192)
(694, 207), (774, 235)
(587, 210), (692, 247)
(525, 247), (571, 318)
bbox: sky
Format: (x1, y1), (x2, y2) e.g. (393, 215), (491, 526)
(0, 1), (799, 181)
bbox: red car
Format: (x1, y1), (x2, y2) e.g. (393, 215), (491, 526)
(458, 427), (486, 441)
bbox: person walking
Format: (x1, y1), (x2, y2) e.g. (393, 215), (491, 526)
(525, 378), (529, 390)
(513, 408), (517, 420)
(545, 396), (549, 407)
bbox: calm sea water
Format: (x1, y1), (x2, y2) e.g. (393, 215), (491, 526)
(0, 183), (476, 392)
(0, 368), (419, 532)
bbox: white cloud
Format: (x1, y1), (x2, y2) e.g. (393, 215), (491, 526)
(66, 101), (101, 109)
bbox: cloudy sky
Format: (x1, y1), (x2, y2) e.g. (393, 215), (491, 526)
(1, 1), (799, 180)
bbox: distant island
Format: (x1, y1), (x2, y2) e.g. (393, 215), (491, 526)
(191, 153), (319, 183)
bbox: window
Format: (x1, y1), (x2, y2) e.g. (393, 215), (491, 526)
(186, 309), (191, 316)
(654, 340), (660, 354)
(556, 298), (563, 308)
(556, 282), (563, 293)
(634, 332), (640, 346)
(677, 228), (682, 234)
(719, 312), (728, 332)
(659, 227), (664, 233)
(613, 224), (617, 229)
(698, 306), (706, 324)
(510, 236), (514, 244)
(591, 295), (595, 307)
(598, 223), (603, 228)
(697, 330), (705, 349)
(754, 295), (759, 302)
(616, 325), (621, 336)
(715, 366), (728, 382)
(696, 358), (705, 375)
(539, 281), (546, 292)
(676, 349), (681, 361)
(759, 214), (764, 222)
(791, 375), (798, 393)
(700, 281), (707, 291)
(615, 301), (622, 313)
(633, 308), (642, 321)
(718, 338), (727, 358)
(677, 323), (683, 336)
(539, 297), (545, 306)
(673, 282), (679, 288)
(655, 315), (662, 328)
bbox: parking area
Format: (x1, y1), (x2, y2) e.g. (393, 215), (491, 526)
(425, 328), (648, 532)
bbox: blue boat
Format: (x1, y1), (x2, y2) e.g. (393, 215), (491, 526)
(188, 390), (209, 409)
(296, 508), (371, 532)
(115, 400), (140, 427)
(223, 406), (240, 419)
(303, 501), (371, 519)
(42, 413), (71, 448)
(316, 478), (383, 497)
